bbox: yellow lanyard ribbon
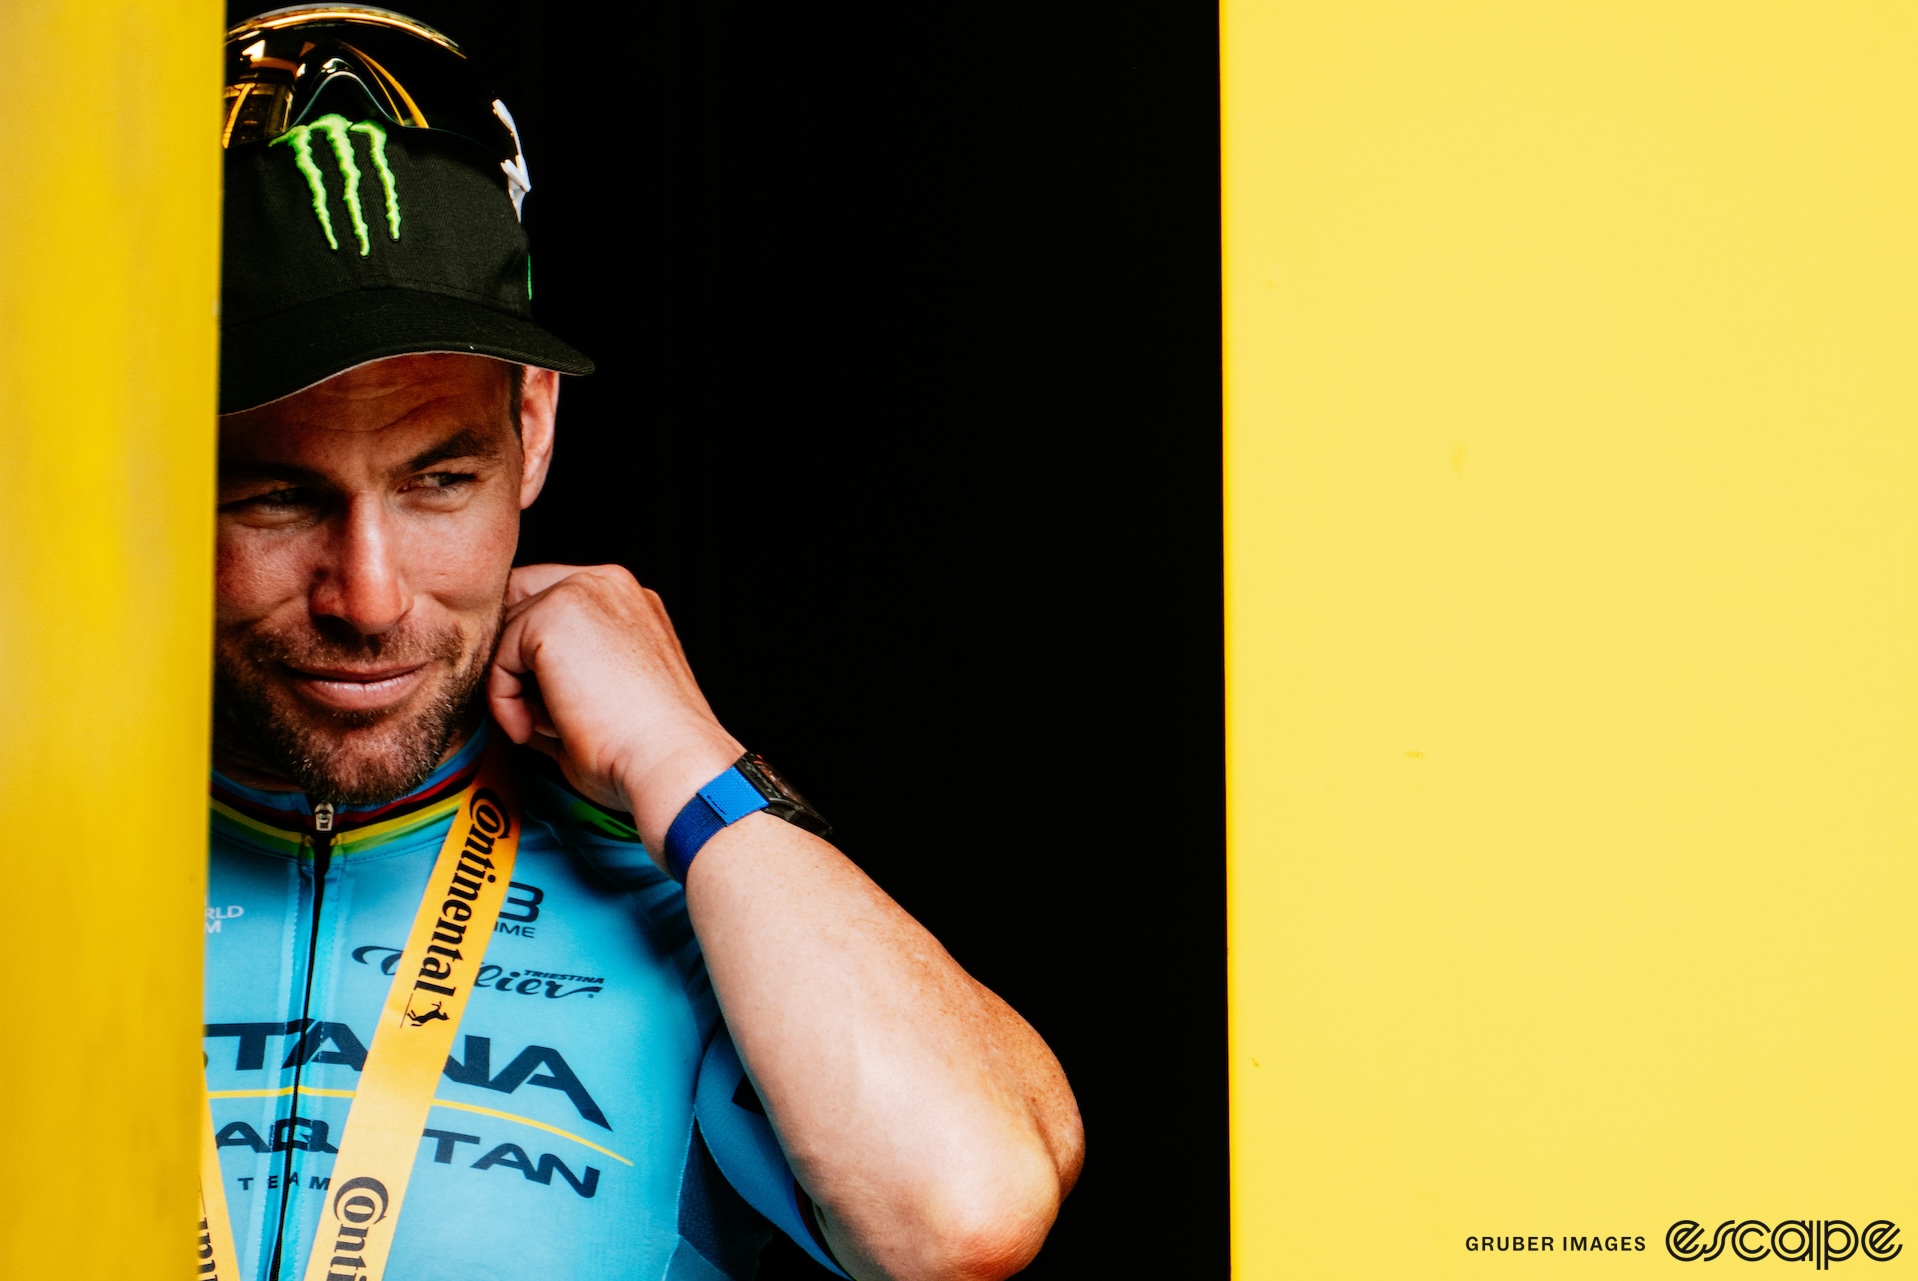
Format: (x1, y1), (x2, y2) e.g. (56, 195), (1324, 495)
(200, 1091), (243, 1278)
(200, 742), (521, 1281)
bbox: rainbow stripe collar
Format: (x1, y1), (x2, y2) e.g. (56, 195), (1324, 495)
(209, 728), (489, 858)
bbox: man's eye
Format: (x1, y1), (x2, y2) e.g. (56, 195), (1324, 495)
(222, 487), (313, 512)
(412, 471), (477, 491)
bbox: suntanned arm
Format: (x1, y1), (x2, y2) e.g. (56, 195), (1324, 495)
(489, 563), (1084, 1281)
(686, 818), (1084, 1281)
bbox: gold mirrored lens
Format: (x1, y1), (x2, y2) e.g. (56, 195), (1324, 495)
(222, 11), (452, 148)
(222, 7), (501, 160)
(222, 76), (294, 148)
(226, 5), (460, 55)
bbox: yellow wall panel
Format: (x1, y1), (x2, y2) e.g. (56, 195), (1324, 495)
(1227, 4), (1918, 1275)
(0, 0), (220, 1272)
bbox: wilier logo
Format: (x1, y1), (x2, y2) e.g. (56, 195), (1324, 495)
(271, 113), (401, 256)
(1667, 1220), (1901, 1269)
(322, 1176), (390, 1280)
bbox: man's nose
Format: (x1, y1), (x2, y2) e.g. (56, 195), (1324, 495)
(309, 494), (410, 634)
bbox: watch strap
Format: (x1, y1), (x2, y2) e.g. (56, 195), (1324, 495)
(663, 760), (771, 883)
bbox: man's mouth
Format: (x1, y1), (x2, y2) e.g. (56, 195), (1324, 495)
(281, 662), (430, 713)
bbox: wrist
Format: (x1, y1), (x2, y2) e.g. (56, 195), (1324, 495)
(641, 746), (837, 883)
(616, 726), (744, 860)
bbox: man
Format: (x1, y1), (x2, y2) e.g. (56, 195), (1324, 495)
(203, 10), (1082, 1281)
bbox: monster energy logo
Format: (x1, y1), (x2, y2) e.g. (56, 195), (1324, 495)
(271, 114), (401, 256)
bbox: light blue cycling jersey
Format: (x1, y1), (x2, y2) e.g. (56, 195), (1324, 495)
(205, 725), (846, 1281)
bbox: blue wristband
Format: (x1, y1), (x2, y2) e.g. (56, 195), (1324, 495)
(662, 761), (771, 883)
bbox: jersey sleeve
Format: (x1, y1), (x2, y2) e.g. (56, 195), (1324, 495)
(695, 1024), (851, 1278)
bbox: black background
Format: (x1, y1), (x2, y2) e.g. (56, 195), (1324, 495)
(233, 1), (1223, 1274)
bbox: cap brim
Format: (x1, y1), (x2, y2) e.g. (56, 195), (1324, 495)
(219, 287), (595, 414)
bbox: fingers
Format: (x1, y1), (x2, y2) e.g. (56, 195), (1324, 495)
(487, 661), (535, 742)
(503, 565), (679, 666)
(506, 562), (590, 605)
(492, 585), (536, 674)
(488, 601), (550, 740)
(487, 659), (560, 742)
(489, 562), (726, 801)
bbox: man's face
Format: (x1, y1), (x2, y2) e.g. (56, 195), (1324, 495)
(215, 353), (555, 803)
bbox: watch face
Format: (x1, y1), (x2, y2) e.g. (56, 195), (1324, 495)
(741, 753), (831, 835)
(747, 753), (808, 807)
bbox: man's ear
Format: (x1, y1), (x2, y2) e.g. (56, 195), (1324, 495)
(518, 366), (561, 509)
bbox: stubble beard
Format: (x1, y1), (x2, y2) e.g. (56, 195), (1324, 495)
(213, 608), (502, 806)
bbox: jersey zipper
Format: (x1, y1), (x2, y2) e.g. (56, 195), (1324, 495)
(267, 801), (334, 1281)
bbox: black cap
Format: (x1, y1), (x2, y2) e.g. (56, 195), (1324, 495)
(220, 104), (593, 414)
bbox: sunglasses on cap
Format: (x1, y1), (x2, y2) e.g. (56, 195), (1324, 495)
(223, 5), (530, 214)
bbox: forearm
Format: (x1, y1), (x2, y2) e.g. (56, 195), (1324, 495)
(683, 814), (1083, 1281)
(487, 568), (1080, 1276)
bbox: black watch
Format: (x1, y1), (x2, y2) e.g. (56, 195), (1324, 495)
(661, 752), (831, 881)
(734, 752), (833, 839)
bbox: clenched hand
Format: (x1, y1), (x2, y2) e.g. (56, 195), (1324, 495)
(488, 563), (743, 864)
